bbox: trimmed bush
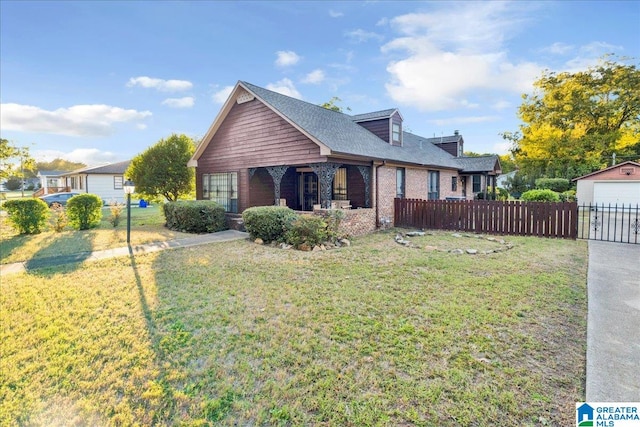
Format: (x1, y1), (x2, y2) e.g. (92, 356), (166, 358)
(285, 215), (329, 248)
(521, 189), (561, 202)
(66, 193), (103, 230)
(535, 178), (571, 193)
(163, 200), (227, 233)
(242, 206), (297, 243)
(3, 198), (49, 234)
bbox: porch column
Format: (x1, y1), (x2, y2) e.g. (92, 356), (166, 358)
(309, 162), (341, 208)
(266, 165), (289, 205)
(357, 166), (371, 207)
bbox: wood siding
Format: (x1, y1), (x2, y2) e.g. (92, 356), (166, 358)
(434, 141), (458, 157)
(356, 118), (390, 143)
(196, 99), (326, 205)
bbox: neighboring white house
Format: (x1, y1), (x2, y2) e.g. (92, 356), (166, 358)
(573, 161), (640, 206)
(496, 170), (517, 189)
(61, 160), (132, 204)
(37, 170), (68, 195)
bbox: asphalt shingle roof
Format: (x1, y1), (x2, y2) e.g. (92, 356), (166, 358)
(350, 109), (398, 122)
(64, 160), (131, 176)
(455, 156), (500, 173)
(242, 82), (464, 169)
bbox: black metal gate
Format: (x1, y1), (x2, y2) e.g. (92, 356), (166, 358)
(578, 204), (640, 244)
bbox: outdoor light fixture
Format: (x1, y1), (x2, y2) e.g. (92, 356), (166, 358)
(123, 180), (135, 244)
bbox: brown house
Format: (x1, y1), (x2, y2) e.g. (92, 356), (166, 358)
(188, 81), (501, 233)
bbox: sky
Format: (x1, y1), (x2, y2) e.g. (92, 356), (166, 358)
(1, 1), (639, 167)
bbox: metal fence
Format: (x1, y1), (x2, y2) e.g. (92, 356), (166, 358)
(578, 204), (640, 244)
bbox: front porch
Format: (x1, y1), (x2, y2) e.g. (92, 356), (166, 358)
(248, 162), (372, 212)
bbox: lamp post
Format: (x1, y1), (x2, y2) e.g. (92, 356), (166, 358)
(123, 180), (135, 244)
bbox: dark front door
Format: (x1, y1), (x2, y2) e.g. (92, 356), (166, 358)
(299, 172), (318, 211)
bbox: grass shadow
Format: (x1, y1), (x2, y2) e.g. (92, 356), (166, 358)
(24, 230), (96, 274)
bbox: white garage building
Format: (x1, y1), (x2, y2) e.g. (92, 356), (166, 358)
(574, 161), (640, 206)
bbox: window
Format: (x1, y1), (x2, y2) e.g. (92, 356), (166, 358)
(472, 175), (481, 193)
(451, 176), (458, 192)
(332, 168), (348, 200)
(428, 171), (440, 200)
(114, 176), (123, 190)
(392, 123), (401, 144)
(396, 168), (405, 198)
(203, 172), (238, 213)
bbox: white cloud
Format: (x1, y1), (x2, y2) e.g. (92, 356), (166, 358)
(212, 85), (234, 104)
(302, 69), (326, 84)
(275, 50), (301, 67)
(492, 141), (511, 155)
(540, 42), (575, 55)
(376, 17), (389, 26)
(429, 115), (501, 126)
(382, 3), (543, 112)
(329, 9), (343, 18)
(34, 148), (121, 166)
(161, 96), (195, 108)
(0, 103), (152, 136)
(127, 76), (193, 92)
(564, 42), (624, 72)
(266, 78), (302, 99)
(345, 29), (384, 43)
(492, 100), (512, 110)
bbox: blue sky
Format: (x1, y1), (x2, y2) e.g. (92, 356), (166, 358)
(1, 1), (639, 166)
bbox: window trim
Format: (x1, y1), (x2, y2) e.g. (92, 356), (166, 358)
(202, 172), (238, 213)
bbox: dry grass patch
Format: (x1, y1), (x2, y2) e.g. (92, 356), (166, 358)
(0, 230), (587, 426)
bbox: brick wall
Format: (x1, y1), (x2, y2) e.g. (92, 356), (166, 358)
(312, 208), (376, 237)
(377, 166), (397, 225)
(405, 168), (428, 199)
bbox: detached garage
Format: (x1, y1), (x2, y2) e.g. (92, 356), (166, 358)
(574, 161), (640, 206)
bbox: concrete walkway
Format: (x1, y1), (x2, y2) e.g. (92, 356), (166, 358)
(0, 229), (249, 276)
(586, 240), (640, 401)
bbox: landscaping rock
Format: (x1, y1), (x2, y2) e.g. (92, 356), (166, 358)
(406, 231), (426, 237)
(299, 243), (311, 251)
(279, 243), (292, 250)
(466, 249), (478, 255)
(452, 233), (462, 238)
(254, 238), (264, 245)
(451, 249), (464, 254)
(339, 238), (351, 247)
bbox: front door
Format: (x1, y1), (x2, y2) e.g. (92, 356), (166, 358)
(299, 172), (318, 211)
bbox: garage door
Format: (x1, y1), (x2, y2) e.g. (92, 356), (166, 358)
(593, 182), (640, 206)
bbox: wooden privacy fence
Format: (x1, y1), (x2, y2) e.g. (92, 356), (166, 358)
(394, 199), (578, 239)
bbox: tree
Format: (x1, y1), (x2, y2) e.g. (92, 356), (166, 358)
(36, 158), (86, 172)
(1, 140), (36, 195)
(319, 97), (351, 113)
(1, 138), (17, 180)
(507, 56), (640, 180)
(126, 134), (195, 202)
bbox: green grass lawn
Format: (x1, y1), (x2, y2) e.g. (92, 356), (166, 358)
(1, 204), (195, 264)
(0, 229), (587, 426)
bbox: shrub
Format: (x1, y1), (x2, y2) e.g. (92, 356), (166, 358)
(285, 215), (329, 248)
(163, 200), (227, 233)
(66, 193), (103, 230)
(313, 209), (346, 241)
(108, 202), (124, 227)
(49, 204), (69, 232)
(534, 178), (571, 193)
(242, 206), (297, 243)
(521, 189), (561, 202)
(3, 198), (49, 234)
(559, 189), (577, 202)
(5, 178), (22, 191)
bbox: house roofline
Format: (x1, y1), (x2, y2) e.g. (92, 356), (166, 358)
(572, 160), (640, 181)
(189, 81), (333, 167)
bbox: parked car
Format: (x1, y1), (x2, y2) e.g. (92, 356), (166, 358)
(39, 192), (80, 207)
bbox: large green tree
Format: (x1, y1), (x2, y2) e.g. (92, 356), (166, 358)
(36, 158), (86, 172)
(1, 139), (36, 194)
(506, 56), (640, 180)
(126, 134), (196, 202)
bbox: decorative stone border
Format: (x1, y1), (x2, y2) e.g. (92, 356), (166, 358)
(394, 231), (514, 254)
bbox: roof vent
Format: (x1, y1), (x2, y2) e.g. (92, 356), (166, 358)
(236, 89), (255, 104)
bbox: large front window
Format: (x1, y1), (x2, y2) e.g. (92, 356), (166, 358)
(203, 172), (238, 213)
(428, 171), (440, 200)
